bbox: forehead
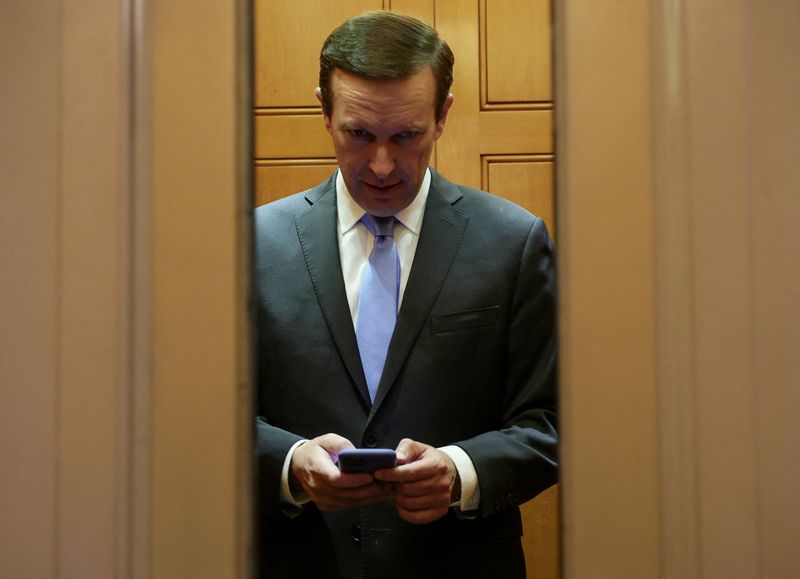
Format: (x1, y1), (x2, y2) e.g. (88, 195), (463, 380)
(329, 67), (437, 125)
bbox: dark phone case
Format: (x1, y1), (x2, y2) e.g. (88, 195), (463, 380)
(338, 448), (397, 472)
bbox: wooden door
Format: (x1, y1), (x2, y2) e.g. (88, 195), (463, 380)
(253, 2), (558, 577)
(433, 1), (555, 237)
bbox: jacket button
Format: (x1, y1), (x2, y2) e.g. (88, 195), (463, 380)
(351, 523), (361, 544)
(364, 432), (378, 447)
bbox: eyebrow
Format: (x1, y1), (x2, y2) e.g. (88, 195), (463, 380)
(338, 121), (425, 134)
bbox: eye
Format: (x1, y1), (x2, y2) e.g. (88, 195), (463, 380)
(397, 130), (418, 140)
(348, 129), (369, 138)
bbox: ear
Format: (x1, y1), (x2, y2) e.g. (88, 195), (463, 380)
(315, 87), (333, 133)
(434, 93), (454, 139)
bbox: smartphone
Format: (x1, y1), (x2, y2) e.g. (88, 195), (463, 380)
(338, 448), (397, 473)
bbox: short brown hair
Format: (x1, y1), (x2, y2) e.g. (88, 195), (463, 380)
(319, 11), (454, 121)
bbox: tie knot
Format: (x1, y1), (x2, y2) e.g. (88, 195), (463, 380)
(361, 214), (395, 239)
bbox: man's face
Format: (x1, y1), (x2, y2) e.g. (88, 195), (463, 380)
(318, 67), (453, 217)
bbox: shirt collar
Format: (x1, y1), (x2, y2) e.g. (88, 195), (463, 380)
(336, 168), (431, 236)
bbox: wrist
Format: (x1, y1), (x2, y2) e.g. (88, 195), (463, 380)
(288, 469), (304, 498)
(287, 441), (309, 501)
(449, 465), (461, 504)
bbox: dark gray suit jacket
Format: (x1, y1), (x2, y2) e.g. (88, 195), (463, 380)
(254, 170), (558, 578)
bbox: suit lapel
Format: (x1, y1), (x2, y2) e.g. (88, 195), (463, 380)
(370, 172), (468, 412)
(295, 178), (371, 406)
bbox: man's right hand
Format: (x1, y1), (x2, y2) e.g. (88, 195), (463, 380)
(289, 433), (393, 511)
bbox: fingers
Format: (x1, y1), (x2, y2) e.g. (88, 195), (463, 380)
(375, 441), (452, 484)
(392, 460), (452, 524)
(292, 435), (352, 481)
(395, 501), (450, 524)
(314, 480), (393, 511)
(374, 440), (458, 524)
(315, 432), (356, 457)
(290, 434), (393, 511)
(291, 435), (458, 521)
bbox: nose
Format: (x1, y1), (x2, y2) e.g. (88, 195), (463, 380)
(368, 143), (395, 180)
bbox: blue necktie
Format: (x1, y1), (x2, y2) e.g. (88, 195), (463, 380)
(356, 215), (399, 402)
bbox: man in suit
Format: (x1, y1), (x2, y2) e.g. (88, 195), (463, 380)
(255, 11), (557, 578)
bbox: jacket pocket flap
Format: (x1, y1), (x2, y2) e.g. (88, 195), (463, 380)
(431, 306), (500, 334)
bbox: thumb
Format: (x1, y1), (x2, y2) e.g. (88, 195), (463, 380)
(394, 438), (425, 464)
(315, 433), (356, 461)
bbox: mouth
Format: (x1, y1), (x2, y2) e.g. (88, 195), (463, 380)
(364, 181), (401, 194)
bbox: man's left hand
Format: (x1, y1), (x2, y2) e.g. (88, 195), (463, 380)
(374, 438), (459, 524)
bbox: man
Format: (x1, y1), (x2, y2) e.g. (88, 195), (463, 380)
(255, 11), (557, 578)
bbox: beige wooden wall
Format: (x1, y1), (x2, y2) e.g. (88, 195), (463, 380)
(3, 1), (799, 578)
(1, 0), (251, 578)
(2, 0), (134, 576)
(558, 0), (800, 577)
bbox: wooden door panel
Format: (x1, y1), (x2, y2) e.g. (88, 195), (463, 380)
(522, 485), (561, 579)
(434, 0), (482, 189)
(254, 114), (333, 159)
(479, 110), (553, 154)
(255, 162), (337, 207)
(389, 0), (434, 24)
(436, 0), (555, 234)
(254, 0), (383, 108)
(484, 156), (555, 239)
(254, 0), (387, 207)
(483, 0), (552, 104)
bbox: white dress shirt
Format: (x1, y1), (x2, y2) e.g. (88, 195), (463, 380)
(280, 169), (480, 512)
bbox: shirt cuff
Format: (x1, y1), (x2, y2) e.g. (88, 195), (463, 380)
(280, 439), (311, 506)
(439, 445), (481, 511)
